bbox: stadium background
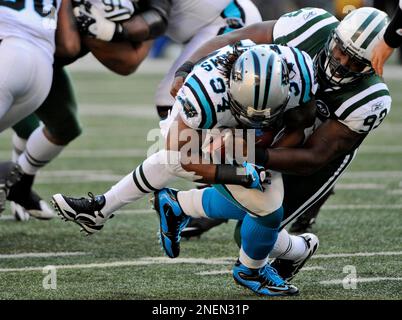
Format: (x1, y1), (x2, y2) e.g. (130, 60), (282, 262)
(0, 0), (401, 300)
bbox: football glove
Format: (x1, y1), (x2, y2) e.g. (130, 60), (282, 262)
(242, 161), (268, 191)
(73, 1), (123, 41)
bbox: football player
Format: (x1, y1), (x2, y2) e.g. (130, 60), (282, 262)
(52, 39), (318, 296)
(7, 0), (262, 221)
(0, 0), (80, 213)
(166, 7), (392, 280)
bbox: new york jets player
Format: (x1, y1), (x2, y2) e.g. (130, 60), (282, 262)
(167, 7), (392, 281)
(0, 0), (79, 213)
(7, 0), (261, 221)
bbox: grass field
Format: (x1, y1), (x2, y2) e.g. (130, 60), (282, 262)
(0, 67), (401, 300)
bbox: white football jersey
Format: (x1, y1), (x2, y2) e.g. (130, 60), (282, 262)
(177, 41), (317, 130)
(166, 0), (232, 43)
(0, 0), (61, 61)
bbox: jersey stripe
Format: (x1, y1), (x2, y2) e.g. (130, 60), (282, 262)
(290, 48), (311, 104)
(262, 53), (275, 109)
(298, 50), (313, 103)
(250, 50), (261, 109)
(275, 14), (337, 45)
(335, 83), (388, 117)
(221, 0), (245, 22)
(290, 48), (306, 104)
(338, 90), (390, 120)
(295, 22), (339, 57)
(351, 10), (380, 42)
(184, 75), (217, 129)
(360, 17), (388, 49)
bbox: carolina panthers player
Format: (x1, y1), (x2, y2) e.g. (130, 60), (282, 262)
(7, 0), (261, 221)
(52, 40), (318, 296)
(0, 0), (80, 213)
(168, 7), (392, 281)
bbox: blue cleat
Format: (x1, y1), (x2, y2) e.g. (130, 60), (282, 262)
(152, 188), (190, 258)
(232, 260), (299, 297)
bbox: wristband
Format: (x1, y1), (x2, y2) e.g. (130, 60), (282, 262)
(215, 164), (251, 187)
(174, 61), (195, 79)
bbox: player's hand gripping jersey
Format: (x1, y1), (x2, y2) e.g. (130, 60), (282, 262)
(0, 0), (62, 61)
(273, 7), (391, 137)
(176, 41), (317, 131)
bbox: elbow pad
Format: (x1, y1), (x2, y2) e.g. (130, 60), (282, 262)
(141, 0), (171, 39)
(140, 9), (168, 39)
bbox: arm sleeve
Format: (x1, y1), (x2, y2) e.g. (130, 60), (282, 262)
(383, 4), (402, 48)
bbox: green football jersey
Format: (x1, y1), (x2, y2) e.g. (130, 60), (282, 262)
(273, 7), (392, 135)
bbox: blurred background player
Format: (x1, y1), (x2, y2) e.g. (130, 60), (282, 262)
(0, 0), (80, 213)
(7, 0), (262, 221)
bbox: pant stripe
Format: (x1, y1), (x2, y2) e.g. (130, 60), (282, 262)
(280, 150), (357, 229)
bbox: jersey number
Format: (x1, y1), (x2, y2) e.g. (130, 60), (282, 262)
(210, 78), (226, 94)
(0, 0), (57, 17)
(361, 109), (388, 133)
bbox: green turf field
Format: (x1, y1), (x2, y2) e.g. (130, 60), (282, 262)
(0, 69), (401, 300)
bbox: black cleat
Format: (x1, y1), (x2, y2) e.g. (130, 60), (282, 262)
(52, 192), (108, 235)
(0, 161), (23, 214)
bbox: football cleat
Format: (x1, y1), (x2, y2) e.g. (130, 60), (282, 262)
(271, 233), (319, 281)
(51, 192), (109, 235)
(181, 217), (228, 239)
(0, 161), (23, 214)
(151, 188), (190, 258)
(11, 202), (30, 221)
(10, 190), (56, 221)
(232, 260), (299, 297)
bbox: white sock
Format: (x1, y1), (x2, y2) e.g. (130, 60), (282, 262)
(11, 133), (27, 162)
(177, 189), (207, 218)
(239, 247), (268, 269)
(102, 150), (178, 217)
(270, 229), (307, 261)
(17, 126), (64, 175)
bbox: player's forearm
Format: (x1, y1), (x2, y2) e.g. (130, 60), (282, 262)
(186, 21), (276, 64)
(264, 147), (327, 176)
(55, 0), (81, 57)
(85, 38), (152, 75)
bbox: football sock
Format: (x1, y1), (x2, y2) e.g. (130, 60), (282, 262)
(102, 150), (178, 217)
(177, 188), (208, 218)
(239, 207), (283, 269)
(11, 133), (27, 162)
(17, 126), (63, 175)
(270, 229), (308, 260)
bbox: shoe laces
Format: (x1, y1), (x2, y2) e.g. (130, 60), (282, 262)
(259, 264), (286, 287)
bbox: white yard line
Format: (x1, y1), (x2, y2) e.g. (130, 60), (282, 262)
(321, 204), (402, 210)
(313, 251), (402, 259)
(0, 252), (87, 259)
(335, 183), (385, 190)
(320, 277), (402, 285)
(1, 251), (401, 273)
